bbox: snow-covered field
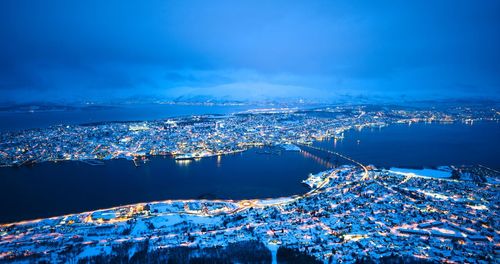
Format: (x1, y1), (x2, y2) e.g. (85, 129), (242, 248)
(389, 167), (451, 179)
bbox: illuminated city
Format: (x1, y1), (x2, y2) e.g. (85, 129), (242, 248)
(1, 1), (499, 263)
(1, 105), (499, 262)
(1, 105), (497, 168)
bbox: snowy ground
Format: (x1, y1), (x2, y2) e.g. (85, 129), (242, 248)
(389, 167), (451, 179)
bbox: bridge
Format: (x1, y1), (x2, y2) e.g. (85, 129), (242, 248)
(297, 144), (370, 181)
(228, 144), (371, 212)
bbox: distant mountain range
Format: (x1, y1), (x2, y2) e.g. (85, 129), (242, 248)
(0, 96), (498, 113)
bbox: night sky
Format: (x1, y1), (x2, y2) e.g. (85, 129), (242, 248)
(1, 0), (499, 103)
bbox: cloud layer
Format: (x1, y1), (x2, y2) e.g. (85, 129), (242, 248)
(1, 0), (499, 102)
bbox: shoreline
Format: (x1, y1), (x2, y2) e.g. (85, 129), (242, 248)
(0, 164), (341, 226)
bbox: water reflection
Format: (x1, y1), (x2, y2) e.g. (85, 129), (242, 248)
(300, 150), (335, 168)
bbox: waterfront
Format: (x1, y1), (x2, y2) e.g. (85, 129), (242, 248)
(0, 104), (253, 132)
(0, 121), (498, 223)
(0, 148), (325, 223)
(315, 121), (500, 169)
(0, 120), (499, 263)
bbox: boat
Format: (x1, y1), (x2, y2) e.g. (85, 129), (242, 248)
(175, 153), (195, 160)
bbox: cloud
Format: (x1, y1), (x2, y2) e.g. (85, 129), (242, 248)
(0, 0), (499, 103)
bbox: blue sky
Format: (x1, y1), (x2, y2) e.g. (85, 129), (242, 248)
(0, 0), (499, 103)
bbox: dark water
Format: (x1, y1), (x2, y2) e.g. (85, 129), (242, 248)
(0, 149), (325, 223)
(314, 121), (500, 169)
(0, 121), (498, 223)
(0, 104), (253, 132)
